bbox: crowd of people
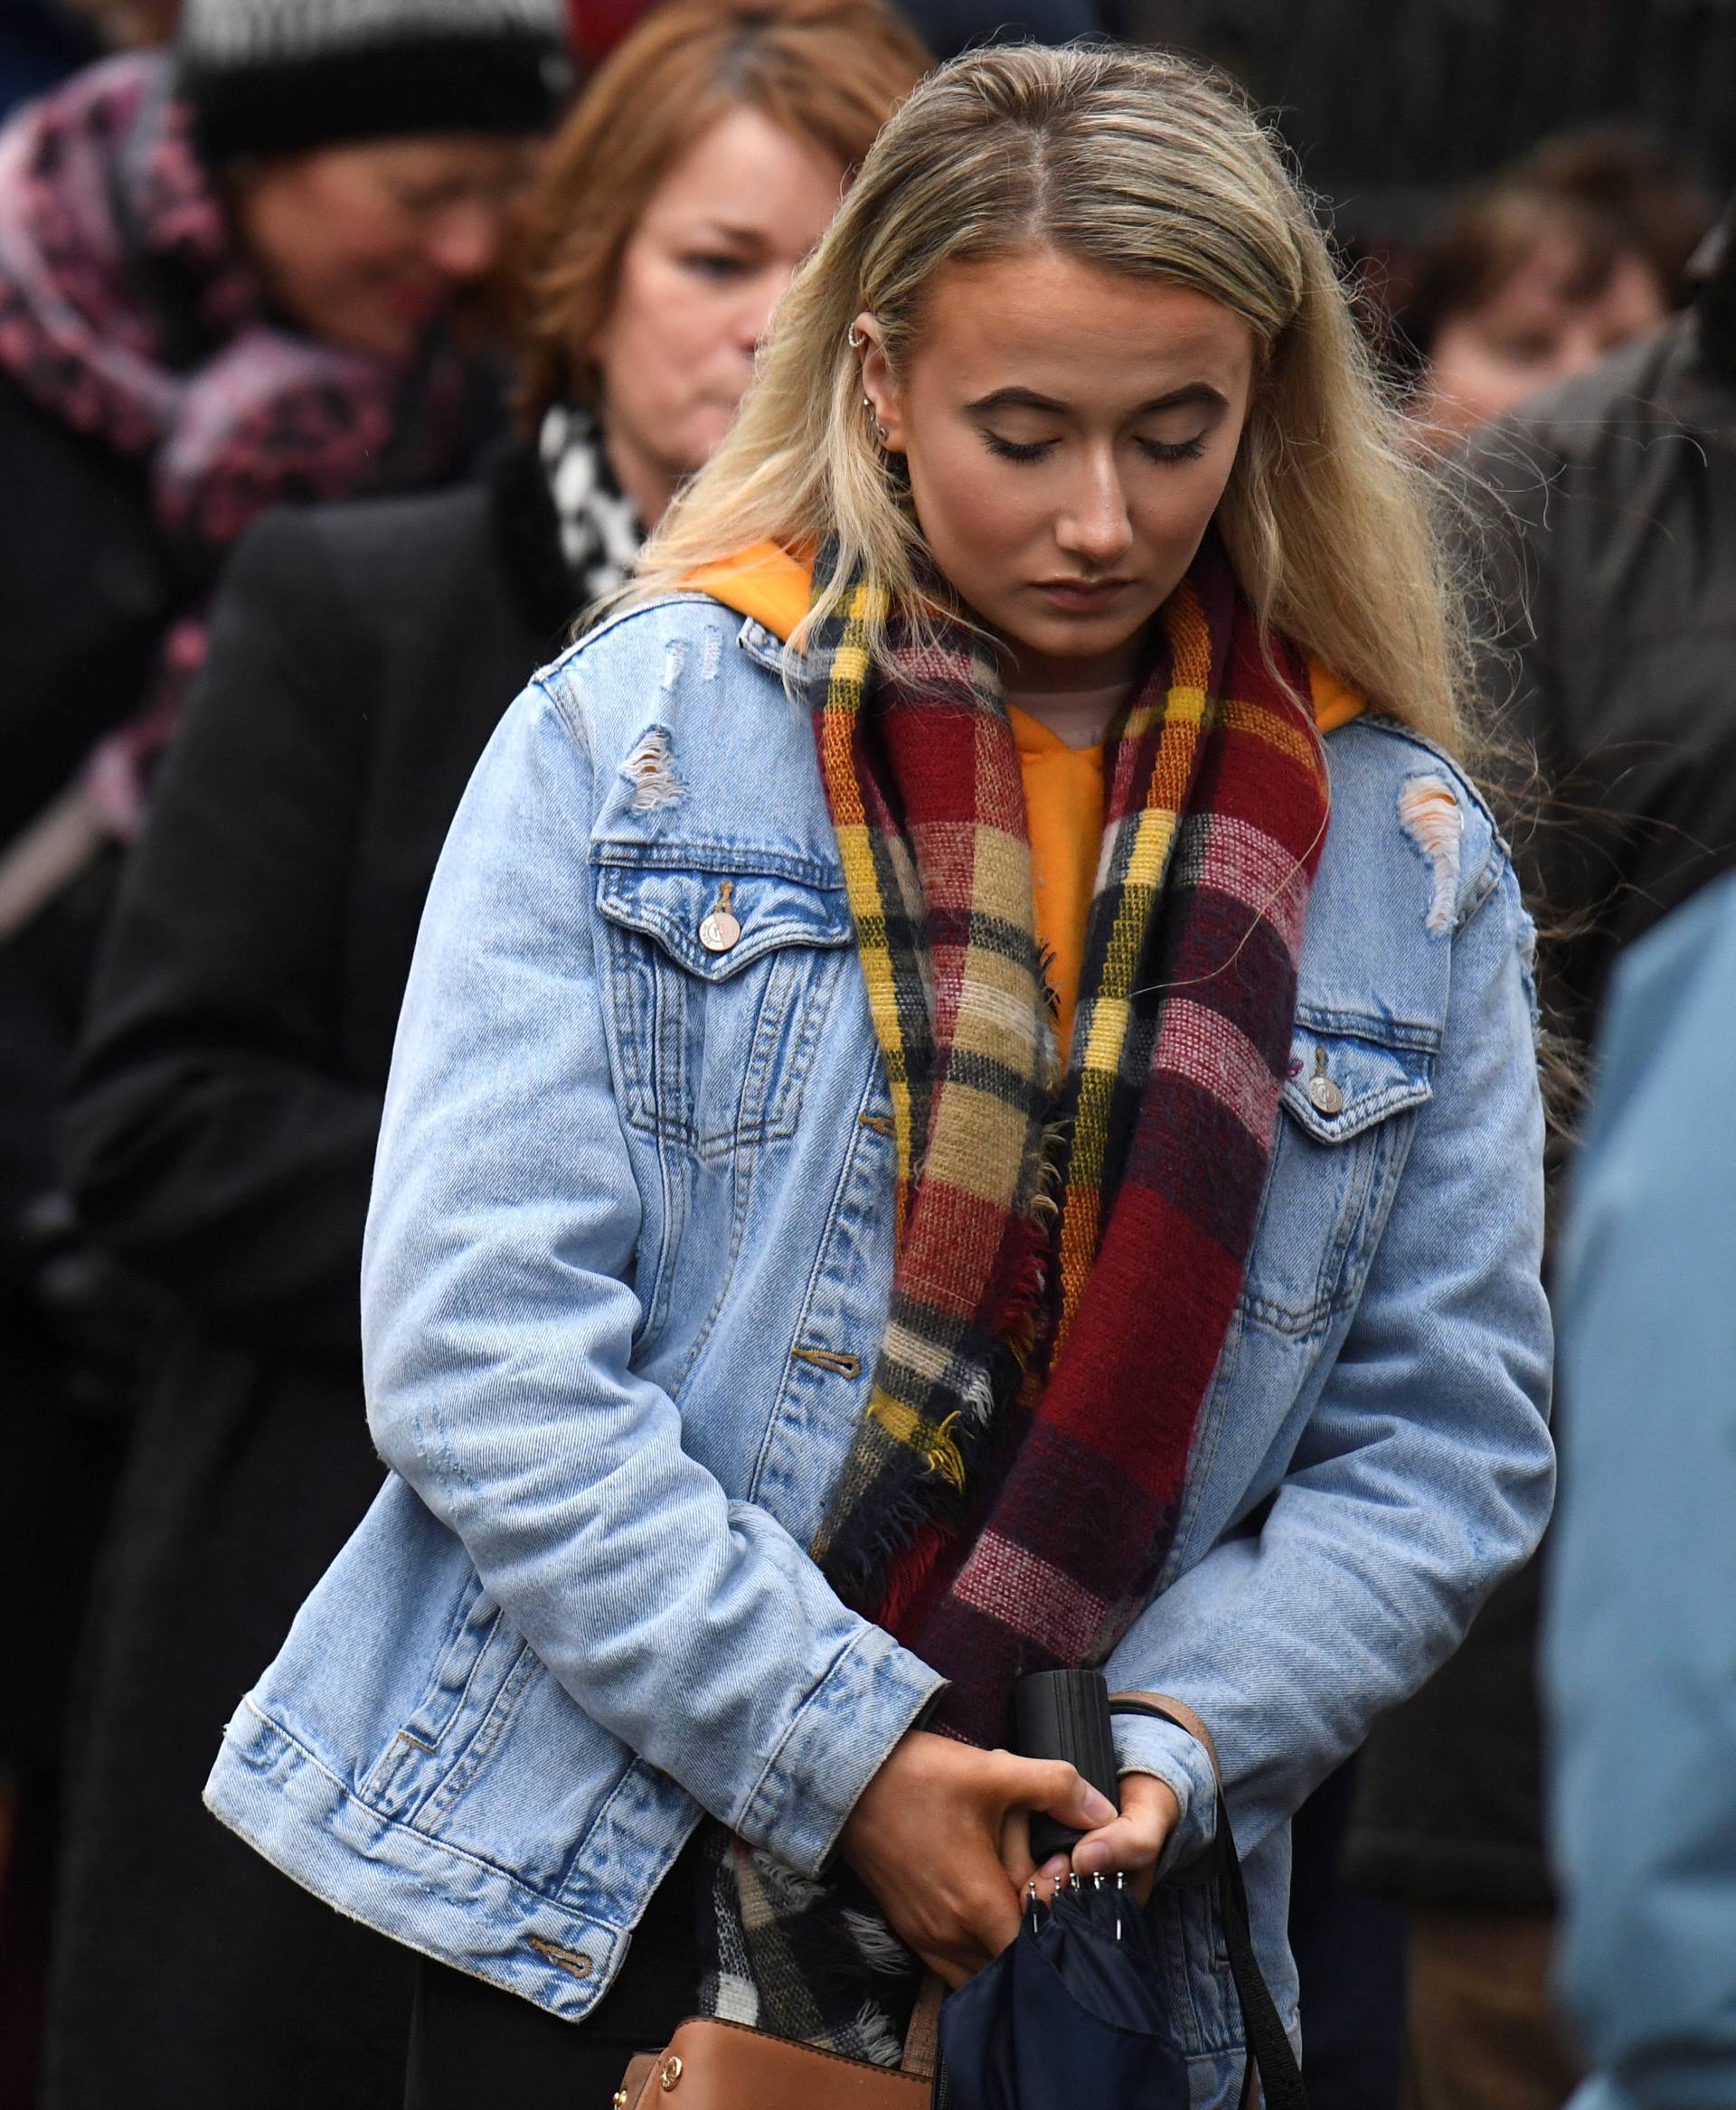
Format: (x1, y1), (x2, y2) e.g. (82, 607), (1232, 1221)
(0, 5), (1731, 2110)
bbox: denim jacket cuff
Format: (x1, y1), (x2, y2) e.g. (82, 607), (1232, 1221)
(1113, 1711), (1219, 1877)
(736, 1625), (948, 1879)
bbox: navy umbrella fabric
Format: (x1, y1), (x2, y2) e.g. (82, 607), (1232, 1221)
(935, 1698), (1309, 2110)
(939, 1870), (1189, 2108)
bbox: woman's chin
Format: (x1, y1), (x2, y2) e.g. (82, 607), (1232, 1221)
(993, 601), (1156, 676)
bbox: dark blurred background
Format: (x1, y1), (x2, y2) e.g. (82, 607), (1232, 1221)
(1132, 0), (1736, 237)
(13, 1), (1736, 225)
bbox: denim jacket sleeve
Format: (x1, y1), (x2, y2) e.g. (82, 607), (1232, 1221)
(359, 674), (943, 1878)
(1105, 848), (1556, 1870)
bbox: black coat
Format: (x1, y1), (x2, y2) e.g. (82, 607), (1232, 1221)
(0, 369), (177, 1278)
(0, 372), (176, 854)
(51, 441), (578, 2109)
(1346, 309), (1736, 1909)
(0, 370), (186, 1782)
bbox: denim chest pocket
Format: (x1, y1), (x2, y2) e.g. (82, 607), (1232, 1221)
(595, 856), (854, 1161)
(1239, 1017), (1435, 1339)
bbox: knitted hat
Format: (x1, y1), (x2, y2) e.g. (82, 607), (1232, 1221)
(177, 0), (573, 163)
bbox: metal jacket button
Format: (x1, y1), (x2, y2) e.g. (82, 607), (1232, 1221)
(699, 880), (741, 954)
(1307, 1047), (1344, 1118)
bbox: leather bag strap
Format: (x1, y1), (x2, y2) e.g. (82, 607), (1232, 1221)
(1109, 1694), (1308, 2110)
(900, 1972), (946, 2080)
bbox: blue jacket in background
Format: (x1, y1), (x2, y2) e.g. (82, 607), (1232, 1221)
(1549, 871), (1736, 2110)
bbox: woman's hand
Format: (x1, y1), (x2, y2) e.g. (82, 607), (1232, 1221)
(1072, 1772), (1180, 1903)
(1003, 1771), (1182, 1907)
(839, 1730), (1118, 1986)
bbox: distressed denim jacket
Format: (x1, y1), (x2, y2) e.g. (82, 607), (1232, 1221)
(205, 594), (1554, 2108)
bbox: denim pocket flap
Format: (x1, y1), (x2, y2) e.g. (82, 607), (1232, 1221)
(1280, 1021), (1434, 1144)
(594, 862), (854, 981)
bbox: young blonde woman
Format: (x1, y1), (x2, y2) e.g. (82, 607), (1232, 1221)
(205, 44), (1554, 2105)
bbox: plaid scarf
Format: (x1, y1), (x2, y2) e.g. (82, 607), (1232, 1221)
(698, 535), (1331, 2057)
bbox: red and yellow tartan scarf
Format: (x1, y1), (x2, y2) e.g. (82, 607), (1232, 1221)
(807, 535), (1332, 1745)
(692, 538), (1332, 2058)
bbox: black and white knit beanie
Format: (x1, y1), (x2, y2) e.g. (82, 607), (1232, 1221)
(177, 0), (573, 163)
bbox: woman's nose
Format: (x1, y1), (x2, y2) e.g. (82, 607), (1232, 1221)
(1056, 468), (1134, 567)
(422, 202), (505, 286)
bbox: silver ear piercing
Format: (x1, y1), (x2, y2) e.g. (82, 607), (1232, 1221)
(847, 325), (888, 442)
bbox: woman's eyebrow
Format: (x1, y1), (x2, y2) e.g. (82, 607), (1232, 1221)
(966, 386), (1069, 414)
(692, 220), (764, 246)
(966, 381), (1230, 416)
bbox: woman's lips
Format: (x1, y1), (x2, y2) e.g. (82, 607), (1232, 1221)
(1031, 579), (1134, 613)
(381, 278), (448, 326)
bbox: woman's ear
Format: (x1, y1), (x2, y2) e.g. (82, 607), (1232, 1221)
(853, 311), (907, 453)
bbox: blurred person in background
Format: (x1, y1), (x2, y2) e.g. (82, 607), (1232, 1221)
(1403, 127), (1711, 446)
(0, 0), (568, 2097)
(1346, 201), (1736, 2110)
(47, 5), (927, 2106)
(1545, 870), (1736, 2110)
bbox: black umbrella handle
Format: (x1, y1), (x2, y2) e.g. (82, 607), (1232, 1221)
(1014, 1670), (1121, 1862)
(1109, 1698), (1308, 2110)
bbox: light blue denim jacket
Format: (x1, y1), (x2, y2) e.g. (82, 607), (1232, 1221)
(205, 594), (1553, 2106)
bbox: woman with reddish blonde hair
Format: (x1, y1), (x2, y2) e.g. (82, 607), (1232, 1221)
(517, 0), (927, 455)
(55, 5), (926, 2104)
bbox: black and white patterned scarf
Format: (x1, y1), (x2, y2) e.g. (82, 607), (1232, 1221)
(537, 400), (644, 608)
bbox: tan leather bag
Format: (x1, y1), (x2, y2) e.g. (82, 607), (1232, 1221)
(615, 1974), (943, 2109)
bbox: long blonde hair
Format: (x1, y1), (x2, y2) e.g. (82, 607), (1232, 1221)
(631, 42), (1473, 753)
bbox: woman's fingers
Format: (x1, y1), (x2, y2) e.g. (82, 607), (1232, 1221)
(1073, 1813), (1160, 1905)
(999, 1803), (1036, 1889)
(1071, 1773), (1181, 1902)
(999, 1804), (1080, 1904)
(1028, 1851), (1072, 1904)
(993, 1753), (1118, 1832)
(1071, 1809), (1155, 1874)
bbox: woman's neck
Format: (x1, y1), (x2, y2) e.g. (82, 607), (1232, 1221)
(1005, 683), (1127, 750)
(1002, 634), (1146, 750)
(599, 405), (677, 534)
